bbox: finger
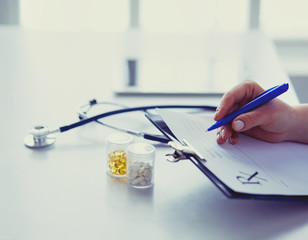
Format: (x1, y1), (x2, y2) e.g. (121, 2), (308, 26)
(228, 131), (239, 144)
(222, 124), (233, 140)
(232, 107), (271, 132)
(214, 80), (264, 121)
(216, 124), (235, 144)
(216, 127), (227, 144)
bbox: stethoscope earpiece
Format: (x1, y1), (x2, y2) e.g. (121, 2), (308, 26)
(24, 125), (57, 149)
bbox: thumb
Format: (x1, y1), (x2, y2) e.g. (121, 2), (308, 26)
(232, 110), (268, 132)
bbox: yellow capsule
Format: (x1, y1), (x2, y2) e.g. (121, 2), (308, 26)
(119, 168), (127, 174)
(111, 166), (117, 173)
(117, 163), (124, 169)
(107, 150), (128, 175)
(114, 150), (123, 156)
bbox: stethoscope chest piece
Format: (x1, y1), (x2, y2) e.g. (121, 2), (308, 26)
(24, 125), (56, 149)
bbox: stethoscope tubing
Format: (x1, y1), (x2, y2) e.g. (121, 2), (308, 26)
(60, 105), (217, 133)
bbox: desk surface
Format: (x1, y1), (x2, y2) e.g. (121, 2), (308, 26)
(1, 27), (307, 240)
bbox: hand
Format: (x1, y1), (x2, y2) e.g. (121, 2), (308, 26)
(214, 80), (298, 144)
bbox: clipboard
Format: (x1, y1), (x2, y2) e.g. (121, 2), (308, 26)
(146, 110), (308, 201)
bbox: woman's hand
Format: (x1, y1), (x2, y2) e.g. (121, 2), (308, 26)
(214, 80), (302, 144)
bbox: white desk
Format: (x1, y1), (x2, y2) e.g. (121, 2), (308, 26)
(1, 27), (307, 240)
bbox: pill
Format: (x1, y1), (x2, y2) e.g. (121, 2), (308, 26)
(108, 150), (127, 176)
(143, 169), (150, 177)
(127, 161), (153, 187)
(143, 162), (150, 169)
(119, 168), (126, 174)
(139, 167), (145, 174)
(128, 174), (135, 180)
(129, 170), (138, 179)
(131, 176), (144, 185)
(132, 164), (140, 172)
(140, 181), (147, 186)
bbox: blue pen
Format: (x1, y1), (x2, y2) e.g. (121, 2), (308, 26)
(207, 83), (289, 131)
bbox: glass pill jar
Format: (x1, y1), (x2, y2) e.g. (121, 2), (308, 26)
(106, 132), (134, 178)
(127, 142), (156, 188)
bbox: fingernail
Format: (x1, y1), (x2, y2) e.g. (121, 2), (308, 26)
(216, 133), (220, 140)
(234, 120), (244, 131)
(221, 128), (225, 139)
(213, 112), (218, 119)
(214, 108), (220, 118)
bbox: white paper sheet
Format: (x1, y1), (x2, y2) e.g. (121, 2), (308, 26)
(157, 109), (308, 196)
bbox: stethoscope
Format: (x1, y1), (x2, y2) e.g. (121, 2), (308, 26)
(24, 99), (217, 149)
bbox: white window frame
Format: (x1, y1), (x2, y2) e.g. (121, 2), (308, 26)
(5, 0), (308, 78)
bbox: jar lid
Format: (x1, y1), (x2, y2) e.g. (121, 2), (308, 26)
(127, 142), (155, 155)
(106, 132), (134, 145)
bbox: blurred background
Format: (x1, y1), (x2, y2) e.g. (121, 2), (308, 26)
(1, 0), (308, 101)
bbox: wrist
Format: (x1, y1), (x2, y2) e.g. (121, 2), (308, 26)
(287, 104), (308, 143)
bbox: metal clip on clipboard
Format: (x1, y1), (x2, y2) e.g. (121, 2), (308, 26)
(145, 111), (259, 199)
(165, 139), (205, 163)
